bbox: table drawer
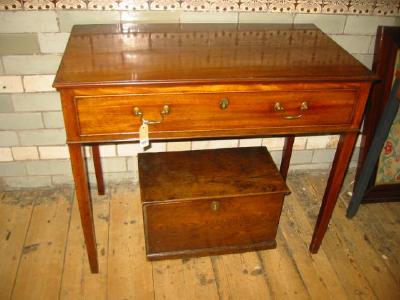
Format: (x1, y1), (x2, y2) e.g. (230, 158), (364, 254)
(75, 89), (358, 136)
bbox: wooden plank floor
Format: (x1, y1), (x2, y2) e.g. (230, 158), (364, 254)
(0, 171), (399, 300)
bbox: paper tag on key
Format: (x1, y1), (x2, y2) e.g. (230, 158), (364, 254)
(139, 123), (149, 148)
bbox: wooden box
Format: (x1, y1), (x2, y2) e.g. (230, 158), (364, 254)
(138, 147), (290, 260)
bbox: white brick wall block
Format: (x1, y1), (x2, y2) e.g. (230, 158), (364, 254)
(0, 11), (59, 33)
(307, 135), (339, 149)
(57, 11), (121, 32)
(26, 159), (71, 175)
(12, 146), (39, 160)
(369, 36), (376, 54)
(0, 147), (13, 161)
(344, 16), (399, 35)
(312, 149), (336, 163)
(262, 137), (285, 151)
(99, 144), (116, 157)
(87, 157), (127, 173)
(352, 54), (374, 70)
(238, 138), (262, 147)
(167, 141), (191, 151)
(293, 137), (307, 150)
(0, 112), (43, 130)
(329, 35), (372, 54)
(291, 150), (313, 164)
(191, 140), (211, 150)
(0, 76), (23, 93)
(180, 12), (238, 23)
(19, 128), (66, 146)
(145, 142), (167, 153)
(294, 14), (346, 34)
(3, 176), (52, 190)
(208, 139), (238, 149)
(2, 55), (62, 75)
(23, 75), (55, 92)
(117, 143), (142, 156)
(39, 146), (69, 159)
(121, 11), (181, 23)
(0, 95), (14, 112)
(43, 111), (64, 128)
(239, 12), (293, 24)
(38, 33), (70, 54)
(0, 131), (19, 146)
(12, 92), (61, 112)
(0, 60), (4, 74)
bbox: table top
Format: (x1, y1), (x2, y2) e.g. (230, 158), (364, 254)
(53, 23), (375, 89)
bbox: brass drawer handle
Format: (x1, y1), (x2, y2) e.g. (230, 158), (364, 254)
(219, 98), (229, 110)
(274, 101), (309, 120)
(133, 105), (170, 125)
(210, 200), (220, 211)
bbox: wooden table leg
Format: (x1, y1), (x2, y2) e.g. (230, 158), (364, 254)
(68, 143), (99, 273)
(309, 132), (358, 253)
(280, 135), (295, 180)
(92, 145), (105, 195)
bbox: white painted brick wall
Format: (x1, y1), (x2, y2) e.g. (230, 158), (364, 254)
(0, 10), (398, 189)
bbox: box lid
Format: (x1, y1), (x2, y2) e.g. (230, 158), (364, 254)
(138, 147), (290, 204)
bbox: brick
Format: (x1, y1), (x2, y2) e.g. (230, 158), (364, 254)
(26, 159), (71, 175)
(238, 138), (262, 147)
(39, 146), (69, 159)
(239, 12), (293, 24)
(43, 111), (64, 128)
(312, 149), (336, 163)
(12, 92), (61, 112)
(0, 131), (19, 146)
(262, 137), (284, 151)
(23, 75), (55, 92)
(294, 14), (346, 34)
(51, 174), (73, 186)
(12, 146), (39, 160)
(19, 128), (66, 146)
(293, 137), (307, 150)
(0, 147), (13, 161)
(122, 11), (180, 23)
(0, 94), (14, 112)
(145, 142), (167, 153)
(306, 135), (339, 149)
(191, 140), (210, 150)
(352, 54), (374, 70)
(344, 16), (399, 35)
(180, 12), (238, 23)
(0, 76), (24, 93)
(0, 61), (3, 74)
(166, 141), (191, 152)
(0, 11), (58, 33)
(3, 55), (62, 75)
(87, 157), (126, 173)
(127, 156), (138, 172)
(38, 33), (70, 54)
(290, 163), (331, 171)
(269, 150), (282, 166)
(0, 34), (40, 55)
(103, 172), (136, 183)
(290, 150), (313, 164)
(0, 112), (43, 130)
(3, 176), (52, 190)
(0, 161), (26, 176)
(208, 139), (238, 149)
(369, 36), (376, 54)
(329, 35), (372, 54)
(58, 11), (120, 32)
(99, 145), (116, 157)
(117, 143), (142, 156)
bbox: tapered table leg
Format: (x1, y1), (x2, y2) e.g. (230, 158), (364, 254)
(68, 143), (99, 273)
(309, 132), (358, 253)
(280, 135), (295, 180)
(92, 144), (105, 195)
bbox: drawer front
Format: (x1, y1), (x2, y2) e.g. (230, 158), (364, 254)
(143, 194), (284, 259)
(75, 89), (358, 136)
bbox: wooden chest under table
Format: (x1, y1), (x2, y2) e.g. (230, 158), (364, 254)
(53, 23), (376, 273)
(138, 147), (290, 260)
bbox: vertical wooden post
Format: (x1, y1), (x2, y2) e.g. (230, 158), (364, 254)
(68, 143), (99, 273)
(280, 136), (295, 180)
(92, 144), (105, 195)
(309, 132), (358, 253)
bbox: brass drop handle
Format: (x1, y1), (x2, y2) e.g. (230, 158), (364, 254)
(210, 200), (220, 211)
(274, 101), (309, 120)
(219, 98), (229, 110)
(133, 105), (170, 124)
